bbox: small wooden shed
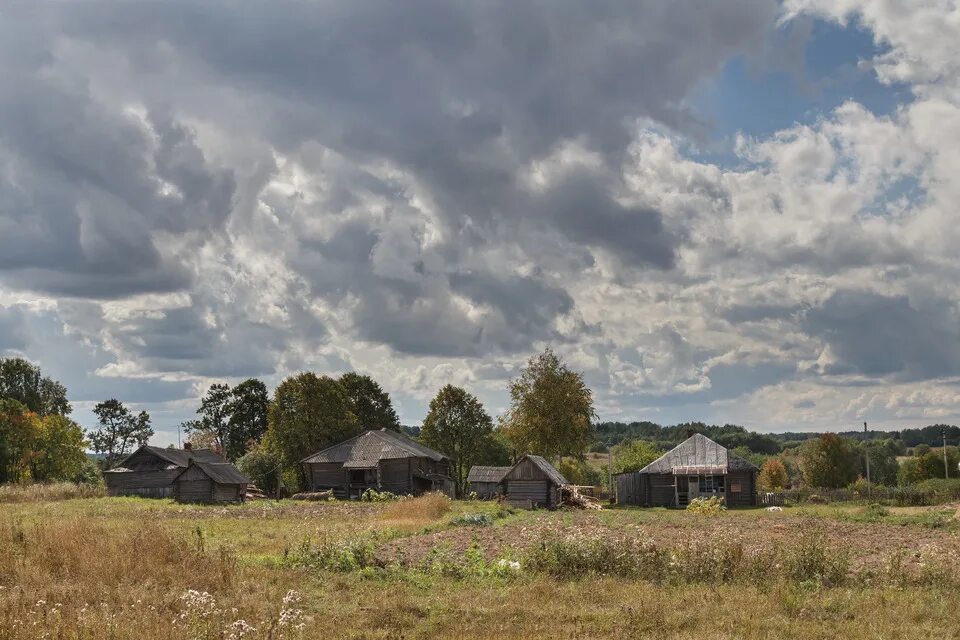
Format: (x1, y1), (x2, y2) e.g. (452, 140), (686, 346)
(466, 466), (511, 499)
(172, 460), (250, 504)
(615, 433), (758, 508)
(501, 455), (568, 508)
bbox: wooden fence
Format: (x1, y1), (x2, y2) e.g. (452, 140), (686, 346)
(757, 484), (960, 507)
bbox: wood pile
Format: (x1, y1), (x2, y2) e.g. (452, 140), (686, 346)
(245, 485), (268, 500)
(290, 489), (334, 501)
(560, 485), (603, 510)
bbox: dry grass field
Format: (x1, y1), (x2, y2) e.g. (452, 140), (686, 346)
(3, 490), (960, 639)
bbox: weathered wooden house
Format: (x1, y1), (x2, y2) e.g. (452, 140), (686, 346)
(172, 460), (250, 503)
(501, 455), (568, 508)
(301, 429), (453, 499)
(103, 445), (231, 498)
(466, 465), (511, 499)
(615, 433), (758, 507)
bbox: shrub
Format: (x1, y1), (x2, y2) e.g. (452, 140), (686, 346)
(864, 503), (889, 519)
(360, 488), (401, 502)
(236, 446), (282, 495)
(687, 496), (726, 515)
(284, 532), (385, 572)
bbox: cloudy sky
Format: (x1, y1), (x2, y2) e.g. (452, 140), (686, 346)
(2, 1), (960, 444)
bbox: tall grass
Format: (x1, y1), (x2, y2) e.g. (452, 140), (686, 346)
(0, 482), (103, 504)
(380, 492), (451, 526)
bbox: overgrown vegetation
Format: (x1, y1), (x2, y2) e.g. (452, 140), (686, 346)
(0, 481), (103, 504)
(4, 497), (960, 638)
(686, 496), (726, 515)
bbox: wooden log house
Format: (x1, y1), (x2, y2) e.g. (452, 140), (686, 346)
(301, 429), (454, 499)
(615, 433), (758, 507)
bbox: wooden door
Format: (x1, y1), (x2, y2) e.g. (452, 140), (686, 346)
(688, 477), (699, 501)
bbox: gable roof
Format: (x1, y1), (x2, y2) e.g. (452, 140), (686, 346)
(637, 433), (759, 474)
(107, 445), (226, 471)
(467, 465), (511, 483)
(301, 429), (449, 465)
(174, 460), (250, 485)
(504, 454), (568, 486)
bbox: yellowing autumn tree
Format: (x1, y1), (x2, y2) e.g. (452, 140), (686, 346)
(758, 458), (789, 490)
(502, 349), (595, 461)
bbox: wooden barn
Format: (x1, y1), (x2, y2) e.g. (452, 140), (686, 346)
(501, 455), (568, 508)
(172, 460), (250, 504)
(301, 429), (453, 499)
(615, 433), (758, 508)
(466, 465), (511, 499)
(103, 445), (231, 498)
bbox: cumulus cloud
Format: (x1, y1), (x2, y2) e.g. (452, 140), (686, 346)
(3, 0), (960, 436)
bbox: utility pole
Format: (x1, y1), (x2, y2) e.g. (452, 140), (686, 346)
(944, 429), (950, 480)
(864, 421), (871, 499)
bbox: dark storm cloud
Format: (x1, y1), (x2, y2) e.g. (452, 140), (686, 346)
(802, 289), (960, 380)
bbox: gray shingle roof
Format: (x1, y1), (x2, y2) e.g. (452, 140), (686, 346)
(519, 455), (569, 486)
(467, 466), (511, 483)
(108, 445), (226, 471)
(637, 433), (758, 474)
(184, 461), (250, 485)
(301, 429), (449, 465)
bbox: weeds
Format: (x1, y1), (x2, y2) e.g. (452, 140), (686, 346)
(284, 531), (388, 572)
(360, 489), (402, 502)
(450, 512), (494, 527)
(0, 482), (103, 504)
(381, 492), (451, 523)
(686, 496), (726, 515)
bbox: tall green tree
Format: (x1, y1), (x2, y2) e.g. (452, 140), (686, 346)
(89, 400), (153, 468)
(225, 379), (270, 460)
(265, 373), (360, 479)
(798, 433), (860, 488)
(611, 439), (660, 475)
(501, 348), (595, 461)
(861, 439), (900, 486)
(338, 372), (401, 432)
(0, 357), (71, 416)
(183, 380), (270, 460)
(420, 385), (495, 496)
(184, 383), (231, 453)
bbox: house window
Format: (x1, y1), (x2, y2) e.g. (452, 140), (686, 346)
(698, 475), (725, 494)
(348, 469), (375, 484)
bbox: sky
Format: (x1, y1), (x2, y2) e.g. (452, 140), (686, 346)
(2, 1), (960, 445)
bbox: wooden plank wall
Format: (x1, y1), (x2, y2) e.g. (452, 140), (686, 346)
(105, 469), (181, 497)
(725, 470), (757, 506)
(505, 479), (548, 507)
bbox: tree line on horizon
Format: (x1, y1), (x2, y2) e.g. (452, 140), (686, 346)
(2, 353), (959, 495)
(0, 350), (596, 496)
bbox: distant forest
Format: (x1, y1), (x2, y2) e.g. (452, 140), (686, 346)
(592, 421), (960, 454)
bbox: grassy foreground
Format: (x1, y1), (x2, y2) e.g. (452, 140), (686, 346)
(2, 492), (960, 639)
